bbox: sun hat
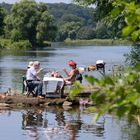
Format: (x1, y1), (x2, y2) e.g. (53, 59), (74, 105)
(27, 61), (34, 68)
(33, 61), (40, 66)
(68, 60), (77, 66)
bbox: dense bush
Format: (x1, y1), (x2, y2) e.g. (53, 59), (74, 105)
(0, 38), (32, 49)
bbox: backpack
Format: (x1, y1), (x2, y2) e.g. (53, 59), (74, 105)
(76, 73), (83, 83)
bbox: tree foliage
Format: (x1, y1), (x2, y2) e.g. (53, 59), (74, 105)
(1, 2), (98, 42)
(125, 45), (140, 66)
(57, 21), (82, 41)
(70, 66), (140, 124)
(2, 1), (139, 43)
(77, 26), (96, 39)
(0, 6), (5, 36)
(73, 0), (140, 124)
(4, 0), (53, 46)
(47, 3), (96, 27)
(74, 0), (140, 43)
(47, 3), (96, 41)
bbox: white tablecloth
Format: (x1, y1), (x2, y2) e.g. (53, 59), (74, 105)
(43, 76), (64, 94)
(43, 77), (64, 82)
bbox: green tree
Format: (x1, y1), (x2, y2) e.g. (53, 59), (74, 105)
(57, 22), (81, 41)
(125, 45), (140, 67)
(77, 26), (96, 39)
(47, 3), (95, 27)
(72, 0), (140, 125)
(0, 6), (5, 36)
(95, 22), (109, 39)
(74, 0), (140, 43)
(59, 14), (85, 26)
(4, 0), (53, 46)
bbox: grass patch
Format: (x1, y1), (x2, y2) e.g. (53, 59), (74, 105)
(0, 38), (32, 50)
(64, 39), (131, 46)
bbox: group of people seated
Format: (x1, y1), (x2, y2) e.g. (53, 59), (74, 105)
(25, 60), (82, 98)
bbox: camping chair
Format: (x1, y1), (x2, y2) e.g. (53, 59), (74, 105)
(25, 80), (36, 97)
(22, 76), (36, 97)
(63, 73), (83, 94)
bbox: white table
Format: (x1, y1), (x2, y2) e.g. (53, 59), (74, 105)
(43, 76), (64, 97)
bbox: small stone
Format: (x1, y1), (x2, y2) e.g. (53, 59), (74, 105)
(63, 101), (72, 106)
(0, 103), (10, 107)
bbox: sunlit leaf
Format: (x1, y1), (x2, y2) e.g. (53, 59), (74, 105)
(111, 7), (121, 17)
(116, 106), (129, 118)
(128, 2), (136, 12)
(69, 81), (84, 100)
(136, 8), (140, 15)
(103, 76), (114, 85)
(131, 30), (140, 41)
(134, 98), (140, 107)
(122, 25), (135, 37)
(84, 75), (99, 85)
(87, 106), (97, 113)
(134, 83), (140, 93)
(125, 15), (136, 25)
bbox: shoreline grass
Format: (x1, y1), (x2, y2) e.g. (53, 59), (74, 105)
(64, 39), (131, 46)
(0, 38), (32, 50)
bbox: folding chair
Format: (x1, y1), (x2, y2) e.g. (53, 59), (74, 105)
(25, 80), (36, 97)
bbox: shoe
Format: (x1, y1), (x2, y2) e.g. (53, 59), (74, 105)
(37, 95), (44, 99)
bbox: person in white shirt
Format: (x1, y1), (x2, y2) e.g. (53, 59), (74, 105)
(26, 61), (43, 98)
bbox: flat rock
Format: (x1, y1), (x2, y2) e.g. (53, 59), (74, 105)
(63, 101), (72, 106)
(0, 103), (10, 107)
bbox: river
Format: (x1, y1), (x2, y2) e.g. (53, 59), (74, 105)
(0, 44), (131, 92)
(0, 44), (139, 140)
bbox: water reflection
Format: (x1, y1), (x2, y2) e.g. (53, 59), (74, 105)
(22, 108), (46, 140)
(21, 106), (105, 140)
(125, 45), (140, 67)
(0, 106), (139, 140)
(22, 108), (44, 129)
(0, 109), (11, 116)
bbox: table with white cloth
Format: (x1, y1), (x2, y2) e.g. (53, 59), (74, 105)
(43, 76), (64, 97)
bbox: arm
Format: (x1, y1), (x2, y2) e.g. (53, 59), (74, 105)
(32, 68), (42, 81)
(63, 68), (70, 76)
(64, 70), (75, 81)
(36, 68), (43, 74)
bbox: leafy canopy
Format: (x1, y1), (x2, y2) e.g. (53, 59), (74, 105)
(74, 0), (140, 43)
(4, 0), (53, 46)
(0, 6), (5, 36)
(70, 66), (140, 124)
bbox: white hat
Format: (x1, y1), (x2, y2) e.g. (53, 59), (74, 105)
(33, 61), (40, 66)
(28, 61), (34, 68)
(96, 60), (104, 64)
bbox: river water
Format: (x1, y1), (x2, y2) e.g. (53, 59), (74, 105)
(0, 44), (131, 92)
(0, 44), (139, 140)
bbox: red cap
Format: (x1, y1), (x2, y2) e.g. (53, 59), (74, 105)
(68, 60), (77, 66)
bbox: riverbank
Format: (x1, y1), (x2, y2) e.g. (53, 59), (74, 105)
(0, 38), (131, 51)
(0, 85), (97, 108)
(64, 39), (131, 46)
(0, 38), (51, 50)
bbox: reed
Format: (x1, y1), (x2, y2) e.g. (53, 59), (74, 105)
(64, 39), (131, 46)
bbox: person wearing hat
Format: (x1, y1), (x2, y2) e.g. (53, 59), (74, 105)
(26, 61), (44, 98)
(63, 60), (80, 85)
(27, 61), (34, 69)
